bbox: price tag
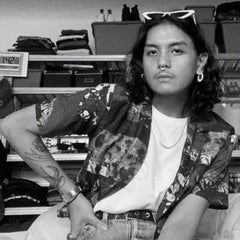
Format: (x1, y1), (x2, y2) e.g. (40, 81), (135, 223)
(0, 52), (29, 77)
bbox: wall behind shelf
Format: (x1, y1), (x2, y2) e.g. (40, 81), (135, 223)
(0, 0), (235, 53)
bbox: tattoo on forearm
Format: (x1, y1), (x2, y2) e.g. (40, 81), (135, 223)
(32, 138), (48, 153)
(24, 138), (49, 162)
(40, 166), (65, 188)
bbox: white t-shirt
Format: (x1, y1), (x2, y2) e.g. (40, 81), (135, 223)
(94, 105), (188, 213)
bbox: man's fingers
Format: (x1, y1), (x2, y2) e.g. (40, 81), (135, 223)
(68, 218), (107, 240)
(69, 220), (85, 240)
(90, 217), (108, 231)
(66, 232), (78, 240)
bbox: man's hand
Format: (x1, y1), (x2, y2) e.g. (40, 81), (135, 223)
(68, 193), (107, 239)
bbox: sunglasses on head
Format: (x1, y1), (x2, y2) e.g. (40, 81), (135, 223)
(142, 10), (197, 25)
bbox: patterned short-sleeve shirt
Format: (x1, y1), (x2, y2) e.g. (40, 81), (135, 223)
(36, 83), (236, 229)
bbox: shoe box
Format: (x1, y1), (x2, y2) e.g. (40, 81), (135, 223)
(74, 69), (102, 87)
(42, 70), (73, 87)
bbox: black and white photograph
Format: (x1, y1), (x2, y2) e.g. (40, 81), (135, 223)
(0, 1), (239, 239)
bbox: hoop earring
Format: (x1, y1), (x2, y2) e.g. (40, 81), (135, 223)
(141, 73), (145, 79)
(196, 68), (204, 82)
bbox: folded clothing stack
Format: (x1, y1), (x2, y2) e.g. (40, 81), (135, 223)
(56, 29), (92, 55)
(9, 36), (56, 55)
(2, 179), (48, 207)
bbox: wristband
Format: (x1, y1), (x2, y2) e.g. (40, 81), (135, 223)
(61, 187), (82, 205)
(58, 187), (82, 218)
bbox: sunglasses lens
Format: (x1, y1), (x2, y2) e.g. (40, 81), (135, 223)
(146, 13), (165, 20)
(171, 12), (188, 18)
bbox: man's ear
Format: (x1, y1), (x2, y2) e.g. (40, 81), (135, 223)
(197, 52), (208, 69)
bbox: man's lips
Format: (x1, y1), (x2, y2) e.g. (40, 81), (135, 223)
(155, 73), (174, 79)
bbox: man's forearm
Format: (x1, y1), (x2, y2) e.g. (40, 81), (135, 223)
(158, 222), (197, 240)
(3, 127), (77, 196)
(158, 194), (209, 240)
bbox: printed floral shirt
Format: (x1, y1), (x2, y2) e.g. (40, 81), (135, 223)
(36, 83), (236, 230)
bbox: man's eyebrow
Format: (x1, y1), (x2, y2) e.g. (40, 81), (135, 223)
(144, 42), (188, 48)
(169, 42), (188, 47)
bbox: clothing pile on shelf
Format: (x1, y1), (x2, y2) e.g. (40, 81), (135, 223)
(8, 36), (56, 55)
(2, 179), (48, 207)
(56, 29), (92, 55)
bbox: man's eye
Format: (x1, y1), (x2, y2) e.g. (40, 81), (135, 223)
(147, 50), (158, 56)
(172, 49), (184, 54)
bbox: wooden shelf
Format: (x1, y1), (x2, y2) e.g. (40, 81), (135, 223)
(215, 53), (240, 60)
(4, 206), (51, 216)
(12, 87), (87, 104)
(7, 153), (87, 162)
(29, 54), (127, 62)
(220, 97), (240, 103)
(12, 87), (86, 95)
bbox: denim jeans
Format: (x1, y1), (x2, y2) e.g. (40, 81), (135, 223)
(26, 194), (240, 240)
(26, 204), (157, 240)
(74, 218), (157, 240)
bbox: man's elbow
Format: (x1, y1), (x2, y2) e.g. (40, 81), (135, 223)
(1, 113), (21, 138)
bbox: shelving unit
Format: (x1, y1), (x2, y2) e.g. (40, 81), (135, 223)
(5, 53), (240, 216)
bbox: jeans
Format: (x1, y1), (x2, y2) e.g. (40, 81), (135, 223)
(26, 194), (240, 240)
(25, 204), (157, 240)
(73, 219), (157, 240)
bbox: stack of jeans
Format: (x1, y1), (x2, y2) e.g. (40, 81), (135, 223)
(9, 36), (56, 54)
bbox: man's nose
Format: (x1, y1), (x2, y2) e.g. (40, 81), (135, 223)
(157, 52), (171, 69)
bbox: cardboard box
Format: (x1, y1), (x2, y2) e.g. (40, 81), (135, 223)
(13, 69), (42, 87)
(74, 70), (102, 87)
(92, 21), (143, 54)
(43, 70), (73, 87)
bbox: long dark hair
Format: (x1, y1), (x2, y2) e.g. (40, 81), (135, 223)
(126, 15), (222, 119)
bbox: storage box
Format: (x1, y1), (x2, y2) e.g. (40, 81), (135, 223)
(74, 69), (102, 87)
(199, 22), (216, 52)
(13, 69), (42, 87)
(92, 21), (143, 54)
(220, 21), (240, 53)
(185, 5), (215, 22)
(108, 71), (126, 84)
(43, 70), (73, 87)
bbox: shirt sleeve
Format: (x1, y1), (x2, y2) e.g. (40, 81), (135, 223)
(35, 84), (115, 137)
(192, 132), (237, 210)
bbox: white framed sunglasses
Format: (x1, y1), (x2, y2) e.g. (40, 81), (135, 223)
(142, 10), (197, 25)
